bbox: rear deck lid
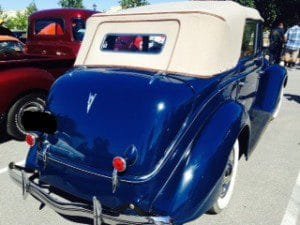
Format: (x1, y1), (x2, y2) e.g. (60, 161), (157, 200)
(45, 68), (195, 180)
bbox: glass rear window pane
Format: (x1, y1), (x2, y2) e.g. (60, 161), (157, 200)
(0, 41), (24, 59)
(241, 21), (257, 58)
(35, 18), (64, 36)
(72, 18), (86, 41)
(0, 41), (23, 52)
(101, 34), (166, 54)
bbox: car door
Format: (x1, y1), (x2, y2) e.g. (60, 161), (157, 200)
(237, 20), (264, 112)
(237, 20), (267, 151)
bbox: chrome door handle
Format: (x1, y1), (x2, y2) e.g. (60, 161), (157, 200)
(238, 82), (245, 87)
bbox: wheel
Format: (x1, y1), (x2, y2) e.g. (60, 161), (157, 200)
(271, 86), (284, 119)
(208, 140), (239, 214)
(7, 92), (46, 140)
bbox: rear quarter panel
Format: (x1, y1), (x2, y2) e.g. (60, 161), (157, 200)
(150, 98), (248, 224)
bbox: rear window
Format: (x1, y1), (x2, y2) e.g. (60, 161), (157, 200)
(35, 18), (65, 36)
(0, 41), (24, 52)
(101, 34), (166, 54)
(0, 41), (24, 59)
(72, 18), (86, 41)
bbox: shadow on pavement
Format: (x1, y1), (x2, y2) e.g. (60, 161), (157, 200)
(284, 94), (300, 104)
(0, 122), (12, 144)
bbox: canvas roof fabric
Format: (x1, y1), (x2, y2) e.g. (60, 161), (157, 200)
(75, 1), (263, 78)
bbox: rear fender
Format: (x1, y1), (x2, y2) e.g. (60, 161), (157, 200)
(151, 101), (248, 224)
(25, 145), (39, 170)
(25, 132), (45, 171)
(255, 65), (287, 114)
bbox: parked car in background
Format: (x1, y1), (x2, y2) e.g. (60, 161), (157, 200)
(12, 30), (27, 43)
(0, 9), (96, 140)
(9, 1), (287, 225)
(26, 9), (95, 57)
(0, 35), (25, 60)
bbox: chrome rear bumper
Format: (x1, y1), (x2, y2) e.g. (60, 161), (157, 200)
(8, 162), (172, 225)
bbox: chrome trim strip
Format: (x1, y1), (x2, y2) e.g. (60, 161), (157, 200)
(8, 163), (173, 225)
(37, 153), (112, 180)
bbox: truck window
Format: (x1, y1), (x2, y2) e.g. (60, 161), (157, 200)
(35, 18), (65, 36)
(241, 20), (258, 58)
(72, 18), (86, 41)
(101, 34), (166, 54)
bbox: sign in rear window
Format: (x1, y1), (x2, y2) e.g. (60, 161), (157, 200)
(101, 34), (166, 54)
(35, 18), (65, 36)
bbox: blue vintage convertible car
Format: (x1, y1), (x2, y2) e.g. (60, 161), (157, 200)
(9, 1), (287, 225)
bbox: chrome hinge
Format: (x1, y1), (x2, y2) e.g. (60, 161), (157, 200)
(42, 143), (50, 169)
(93, 196), (103, 225)
(112, 169), (119, 194)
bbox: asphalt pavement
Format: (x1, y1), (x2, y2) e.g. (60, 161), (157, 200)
(0, 68), (299, 225)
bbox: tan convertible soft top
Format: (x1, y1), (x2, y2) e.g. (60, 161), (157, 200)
(75, 1), (263, 77)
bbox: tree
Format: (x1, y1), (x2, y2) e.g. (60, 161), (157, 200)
(58, 0), (84, 9)
(119, 0), (149, 9)
(1, 5), (14, 30)
(234, 0), (299, 28)
(5, 1), (38, 30)
(26, 1), (38, 16)
(255, 0), (299, 28)
(0, 5), (8, 21)
(235, 0), (255, 8)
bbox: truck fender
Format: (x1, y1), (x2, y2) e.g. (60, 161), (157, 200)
(1, 67), (55, 113)
(151, 101), (248, 224)
(255, 65), (287, 114)
(8, 67), (55, 90)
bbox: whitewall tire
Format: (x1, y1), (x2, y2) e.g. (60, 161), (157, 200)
(209, 140), (239, 214)
(272, 87), (284, 119)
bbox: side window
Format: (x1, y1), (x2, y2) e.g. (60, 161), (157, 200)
(241, 20), (258, 58)
(35, 18), (65, 36)
(257, 22), (263, 52)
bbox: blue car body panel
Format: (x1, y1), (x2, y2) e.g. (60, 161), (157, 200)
(24, 53), (287, 224)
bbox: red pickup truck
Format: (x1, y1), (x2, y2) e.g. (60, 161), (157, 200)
(0, 9), (96, 140)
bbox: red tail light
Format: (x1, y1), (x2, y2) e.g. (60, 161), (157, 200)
(113, 157), (127, 172)
(25, 134), (37, 147)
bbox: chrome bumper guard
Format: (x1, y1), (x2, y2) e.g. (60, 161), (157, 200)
(8, 162), (172, 225)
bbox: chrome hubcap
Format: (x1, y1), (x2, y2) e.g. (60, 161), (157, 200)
(220, 150), (234, 198)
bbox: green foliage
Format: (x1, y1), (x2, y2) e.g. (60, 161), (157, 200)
(8, 2), (38, 30)
(26, 1), (38, 16)
(119, 0), (149, 9)
(58, 0), (84, 9)
(1, 5), (13, 30)
(0, 5), (8, 20)
(235, 0), (255, 8)
(235, 0), (299, 28)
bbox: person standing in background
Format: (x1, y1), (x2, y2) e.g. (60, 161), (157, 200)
(269, 21), (285, 65)
(0, 19), (14, 36)
(284, 22), (300, 68)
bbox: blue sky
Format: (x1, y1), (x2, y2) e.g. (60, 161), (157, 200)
(0, 0), (183, 11)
